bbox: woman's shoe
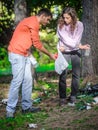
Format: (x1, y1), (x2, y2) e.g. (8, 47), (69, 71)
(59, 98), (68, 106)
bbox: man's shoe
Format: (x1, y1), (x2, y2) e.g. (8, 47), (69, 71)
(6, 112), (14, 118)
(22, 107), (41, 114)
(59, 98), (68, 106)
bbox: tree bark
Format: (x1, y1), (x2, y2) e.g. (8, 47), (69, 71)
(81, 0), (98, 77)
(14, 0), (27, 28)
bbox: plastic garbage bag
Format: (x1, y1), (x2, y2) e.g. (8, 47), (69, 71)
(92, 84), (98, 91)
(93, 97), (98, 104)
(55, 50), (68, 74)
(28, 123), (38, 128)
(29, 54), (39, 68)
(2, 99), (8, 104)
(80, 83), (98, 94)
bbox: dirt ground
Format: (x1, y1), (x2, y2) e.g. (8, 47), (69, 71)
(0, 73), (98, 130)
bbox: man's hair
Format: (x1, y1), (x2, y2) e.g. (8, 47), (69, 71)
(37, 8), (52, 18)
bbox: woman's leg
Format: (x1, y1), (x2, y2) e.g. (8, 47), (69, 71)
(59, 70), (67, 98)
(71, 54), (80, 97)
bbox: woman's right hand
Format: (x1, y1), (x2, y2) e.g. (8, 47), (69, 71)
(59, 46), (65, 52)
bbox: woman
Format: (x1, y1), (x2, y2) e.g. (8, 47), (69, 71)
(57, 7), (90, 106)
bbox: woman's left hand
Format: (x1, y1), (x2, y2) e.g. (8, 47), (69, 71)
(79, 44), (90, 50)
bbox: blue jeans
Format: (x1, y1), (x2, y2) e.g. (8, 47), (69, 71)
(6, 52), (33, 113)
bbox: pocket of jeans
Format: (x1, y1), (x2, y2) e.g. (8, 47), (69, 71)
(8, 53), (19, 65)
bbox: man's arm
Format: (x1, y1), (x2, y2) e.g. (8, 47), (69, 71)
(38, 46), (56, 60)
(30, 28), (55, 60)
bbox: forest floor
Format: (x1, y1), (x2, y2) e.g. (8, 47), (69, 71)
(0, 72), (98, 130)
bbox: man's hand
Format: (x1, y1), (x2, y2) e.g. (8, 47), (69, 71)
(39, 46), (56, 60)
(54, 53), (58, 59)
(49, 54), (56, 60)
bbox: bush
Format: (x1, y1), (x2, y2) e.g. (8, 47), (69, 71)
(0, 47), (10, 69)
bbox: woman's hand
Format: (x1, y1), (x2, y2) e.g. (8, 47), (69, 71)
(79, 44), (90, 50)
(59, 46), (65, 52)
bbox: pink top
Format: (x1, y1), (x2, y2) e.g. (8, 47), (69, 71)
(57, 21), (84, 52)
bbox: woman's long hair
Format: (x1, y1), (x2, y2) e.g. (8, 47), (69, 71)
(58, 7), (77, 32)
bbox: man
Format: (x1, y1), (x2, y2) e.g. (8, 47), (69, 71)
(6, 8), (55, 118)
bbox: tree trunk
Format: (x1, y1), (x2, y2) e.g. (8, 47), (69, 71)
(81, 0), (98, 77)
(14, 0), (27, 28)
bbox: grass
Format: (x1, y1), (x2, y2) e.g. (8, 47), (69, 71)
(0, 74), (98, 130)
(0, 112), (49, 130)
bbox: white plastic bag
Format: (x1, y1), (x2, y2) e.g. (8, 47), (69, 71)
(29, 54), (39, 68)
(55, 50), (68, 74)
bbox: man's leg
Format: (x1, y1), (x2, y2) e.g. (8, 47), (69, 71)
(21, 57), (33, 110)
(6, 53), (26, 117)
(21, 57), (40, 113)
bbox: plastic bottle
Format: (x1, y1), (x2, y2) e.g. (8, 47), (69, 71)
(85, 49), (90, 56)
(86, 82), (91, 90)
(79, 105), (86, 110)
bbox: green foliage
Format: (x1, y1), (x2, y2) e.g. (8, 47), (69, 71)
(0, 0), (82, 46)
(0, 0), (14, 46)
(36, 63), (55, 72)
(76, 95), (94, 110)
(0, 47), (10, 69)
(66, 87), (71, 96)
(38, 31), (58, 64)
(0, 0), (81, 72)
(31, 31), (58, 65)
(0, 112), (49, 130)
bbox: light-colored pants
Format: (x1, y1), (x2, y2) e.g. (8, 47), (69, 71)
(6, 52), (33, 113)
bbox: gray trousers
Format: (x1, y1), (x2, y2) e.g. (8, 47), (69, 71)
(59, 50), (81, 98)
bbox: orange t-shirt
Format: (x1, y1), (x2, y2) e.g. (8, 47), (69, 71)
(8, 16), (43, 56)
